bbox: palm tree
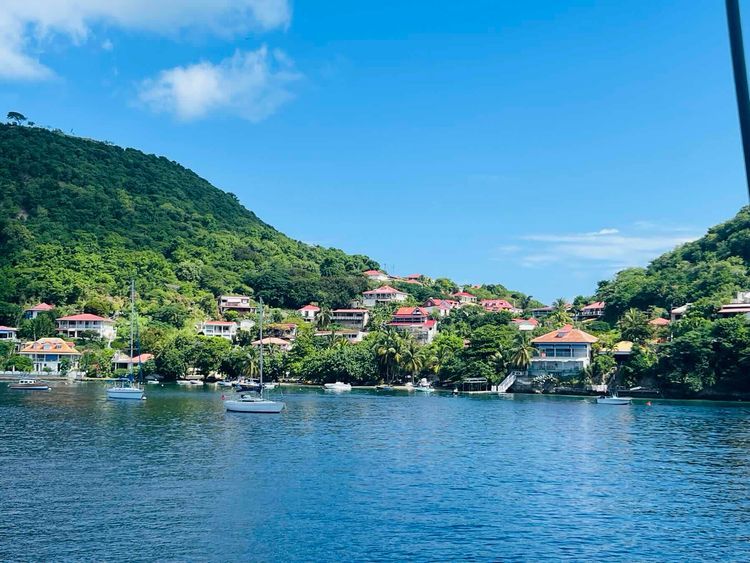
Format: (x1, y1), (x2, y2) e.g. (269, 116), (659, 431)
(242, 350), (259, 379)
(549, 297), (572, 327)
(316, 306), (332, 330)
(488, 351), (507, 385)
(618, 308), (650, 344)
(372, 328), (403, 383)
(399, 337), (423, 385)
(509, 334), (536, 371)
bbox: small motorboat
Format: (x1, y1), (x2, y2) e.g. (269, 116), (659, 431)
(176, 380), (192, 386)
(262, 382), (277, 390)
(217, 381), (234, 388)
(235, 379), (261, 392)
(9, 379), (50, 391)
(596, 395), (632, 405)
(146, 380), (160, 385)
(324, 381), (352, 391)
(224, 394), (285, 413)
(189, 380), (203, 386)
(414, 378), (435, 393)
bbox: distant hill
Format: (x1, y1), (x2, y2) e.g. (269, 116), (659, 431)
(0, 124), (377, 317)
(597, 206), (750, 320)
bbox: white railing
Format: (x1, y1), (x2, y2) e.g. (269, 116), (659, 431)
(497, 372), (518, 393)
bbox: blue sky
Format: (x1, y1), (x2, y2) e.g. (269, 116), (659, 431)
(1, 1), (748, 303)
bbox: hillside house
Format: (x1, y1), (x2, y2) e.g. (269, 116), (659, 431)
(452, 291), (477, 305)
(577, 301), (606, 320)
(670, 304), (691, 322)
(480, 299), (521, 314)
(252, 337), (293, 352)
(20, 338), (81, 372)
(530, 306), (554, 319)
(362, 286), (408, 307)
(422, 297), (458, 318)
(314, 329), (366, 344)
(649, 317), (670, 327)
(388, 307), (438, 344)
(23, 303), (54, 320)
(718, 292), (750, 318)
(331, 309), (370, 330)
(0, 326), (18, 341)
(199, 320), (238, 340)
(363, 270), (390, 282)
(511, 318), (539, 331)
(56, 314), (116, 341)
(298, 304), (320, 322)
(218, 295), (257, 315)
(267, 323), (298, 340)
(529, 324), (598, 377)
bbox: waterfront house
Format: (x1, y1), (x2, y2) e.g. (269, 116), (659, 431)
(251, 337), (292, 352)
(112, 352), (154, 371)
(388, 307), (438, 344)
(511, 318), (539, 331)
(199, 320), (238, 340)
(577, 301), (606, 320)
(363, 269), (390, 282)
(314, 329), (366, 343)
(23, 302), (54, 320)
(20, 338), (81, 372)
(452, 291), (477, 305)
(718, 292), (750, 318)
(298, 304), (320, 322)
(331, 309), (370, 330)
(362, 286), (408, 307)
(480, 299), (521, 314)
(218, 295), (257, 315)
(529, 324), (598, 377)
(422, 297), (457, 317)
(0, 326), (18, 341)
(56, 313), (116, 341)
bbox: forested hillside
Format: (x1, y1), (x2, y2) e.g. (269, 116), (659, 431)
(597, 207), (750, 321)
(0, 124), (377, 318)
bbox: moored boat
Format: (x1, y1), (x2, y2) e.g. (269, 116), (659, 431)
(9, 378), (50, 391)
(107, 281), (146, 401)
(107, 383), (144, 400)
(376, 384), (394, 390)
(323, 381), (352, 391)
(414, 378), (434, 392)
(596, 396), (632, 405)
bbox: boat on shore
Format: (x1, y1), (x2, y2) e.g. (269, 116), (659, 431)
(9, 379), (50, 391)
(324, 381), (352, 391)
(414, 378), (435, 393)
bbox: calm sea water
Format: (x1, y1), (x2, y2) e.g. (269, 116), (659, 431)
(1, 383), (749, 562)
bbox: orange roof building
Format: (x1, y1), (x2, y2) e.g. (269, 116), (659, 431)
(529, 325), (598, 376)
(20, 337), (81, 373)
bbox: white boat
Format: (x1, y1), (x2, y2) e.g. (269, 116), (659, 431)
(107, 280), (145, 401)
(189, 380), (203, 386)
(224, 298), (285, 414)
(224, 395), (286, 413)
(262, 382), (277, 390)
(217, 381), (234, 388)
(107, 384), (144, 400)
(9, 378), (50, 391)
(323, 381), (352, 391)
(596, 396), (632, 405)
(376, 384), (394, 391)
(146, 380), (160, 385)
(176, 380), (192, 386)
(414, 378), (434, 392)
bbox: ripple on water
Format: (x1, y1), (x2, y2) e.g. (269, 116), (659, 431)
(1, 385), (749, 561)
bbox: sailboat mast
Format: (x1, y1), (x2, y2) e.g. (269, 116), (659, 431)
(258, 297), (264, 387)
(129, 279), (135, 380)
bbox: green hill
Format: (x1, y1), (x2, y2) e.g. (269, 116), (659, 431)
(0, 124), (377, 318)
(597, 206), (750, 320)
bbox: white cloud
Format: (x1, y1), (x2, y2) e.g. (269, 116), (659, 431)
(138, 46), (301, 122)
(101, 39), (113, 51)
(0, 0), (291, 80)
(515, 226), (700, 269)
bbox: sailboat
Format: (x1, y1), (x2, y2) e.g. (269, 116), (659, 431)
(107, 280), (145, 401)
(224, 298), (285, 414)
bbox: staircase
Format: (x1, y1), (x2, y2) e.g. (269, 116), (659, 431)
(497, 371), (521, 393)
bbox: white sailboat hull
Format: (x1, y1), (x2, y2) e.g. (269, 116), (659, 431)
(323, 382), (352, 391)
(596, 397), (631, 405)
(107, 387), (144, 400)
(224, 399), (285, 413)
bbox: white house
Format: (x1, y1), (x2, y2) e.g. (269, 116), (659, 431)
(670, 303), (691, 322)
(20, 338), (81, 372)
(298, 304), (321, 322)
(388, 307), (438, 344)
(422, 298), (458, 318)
(363, 269), (390, 282)
(252, 337), (293, 352)
(56, 314), (116, 341)
(331, 309), (370, 330)
(314, 329), (366, 344)
(512, 318), (539, 331)
(23, 302), (54, 319)
(0, 326), (18, 341)
(529, 324), (598, 377)
(362, 285), (408, 307)
(112, 352), (154, 371)
(218, 295), (257, 315)
(199, 320), (239, 340)
(718, 292), (750, 318)
(452, 291), (477, 305)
